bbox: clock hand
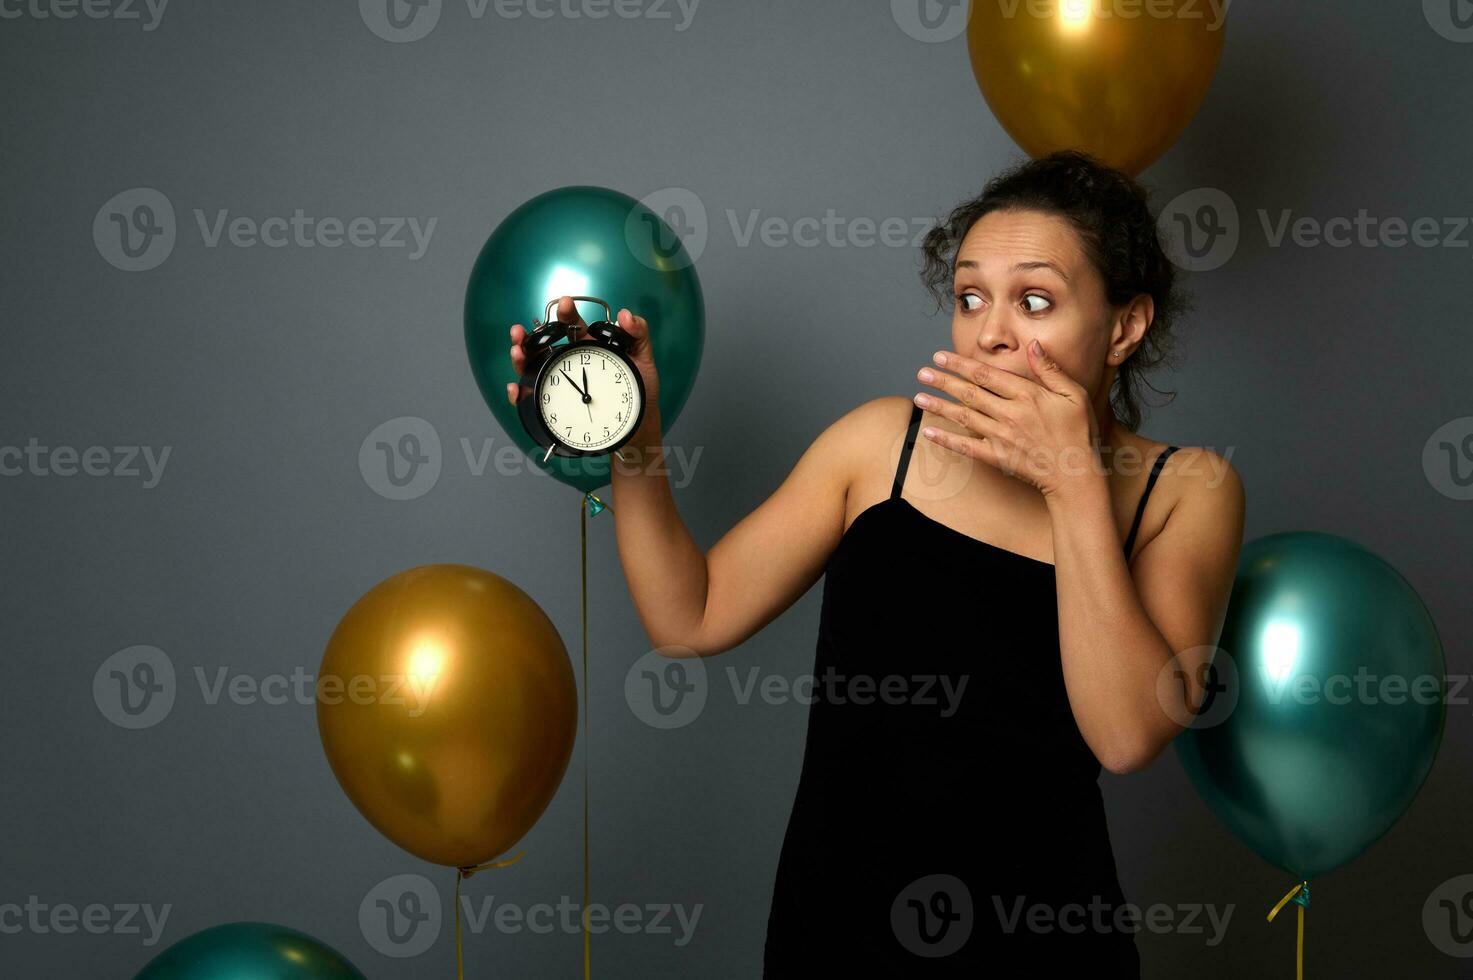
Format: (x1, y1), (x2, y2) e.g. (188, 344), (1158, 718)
(559, 368), (588, 399)
(583, 367), (593, 422)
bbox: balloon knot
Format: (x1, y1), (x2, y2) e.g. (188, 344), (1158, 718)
(1267, 879), (1311, 922)
(457, 849), (528, 881)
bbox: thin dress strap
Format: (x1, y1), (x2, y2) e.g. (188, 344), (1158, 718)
(1123, 445), (1180, 559)
(890, 401), (925, 500)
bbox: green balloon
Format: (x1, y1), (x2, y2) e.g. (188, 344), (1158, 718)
(133, 921), (364, 979)
(464, 185), (705, 495)
(1176, 531), (1445, 880)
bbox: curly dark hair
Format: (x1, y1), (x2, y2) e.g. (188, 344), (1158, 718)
(918, 149), (1187, 432)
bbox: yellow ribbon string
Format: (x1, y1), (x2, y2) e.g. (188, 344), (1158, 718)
(449, 489), (609, 979)
(580, 491), (612, 977)
(453, 850), (527, 980)
(1266, 879), (1310, 980)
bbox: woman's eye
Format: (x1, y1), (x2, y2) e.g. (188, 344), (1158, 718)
(1021, 294), (1052, 313)
(957, 293), (983, 312)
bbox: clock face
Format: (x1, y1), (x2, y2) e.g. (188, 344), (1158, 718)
(536, 344), (643, 453)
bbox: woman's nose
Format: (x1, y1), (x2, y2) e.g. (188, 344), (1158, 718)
(974, 314), (1020, 355)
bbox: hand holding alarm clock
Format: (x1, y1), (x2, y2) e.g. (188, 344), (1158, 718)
(505, 295), (661, 462)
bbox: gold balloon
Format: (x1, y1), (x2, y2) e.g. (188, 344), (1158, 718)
(317, 564), (577, 869)
(967, 0), (1227, 175)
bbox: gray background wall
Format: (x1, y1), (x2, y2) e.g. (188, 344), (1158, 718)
(3, 1), (1472, 976)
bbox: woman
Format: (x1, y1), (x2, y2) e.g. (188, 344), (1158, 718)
(505, 150), (1245, 975)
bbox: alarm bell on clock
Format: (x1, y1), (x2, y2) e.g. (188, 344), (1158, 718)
(515, 295), (648, 463)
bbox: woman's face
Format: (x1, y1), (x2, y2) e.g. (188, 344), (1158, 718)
(949, 208), (1143, 405)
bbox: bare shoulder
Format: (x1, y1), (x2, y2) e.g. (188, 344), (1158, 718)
(1159, 445), (1244, 503)
(1142, 441), (1246, 536)
(802, 394), (916, 498)
(840, 394), (917, 438)
(811, 394), (915, 462)
(1112, 437), (1245, 572)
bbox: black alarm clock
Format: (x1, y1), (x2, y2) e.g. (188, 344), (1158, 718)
(515, 296), (647, 462)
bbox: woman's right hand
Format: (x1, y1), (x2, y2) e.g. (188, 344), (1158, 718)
(505, 295), (662, 443)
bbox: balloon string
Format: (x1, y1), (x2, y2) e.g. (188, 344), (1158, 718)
(1267, 879), (1310, 980)
(453, 850), (527, 980)
(580, 492), (602, 978)
(581, 492), (589, 978)
(449, 488), (606, 980)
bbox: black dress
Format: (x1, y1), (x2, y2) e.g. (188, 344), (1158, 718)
(762, 400), (1178, 976)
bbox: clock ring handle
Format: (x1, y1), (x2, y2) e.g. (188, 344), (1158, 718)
(541, 295), (615, 332)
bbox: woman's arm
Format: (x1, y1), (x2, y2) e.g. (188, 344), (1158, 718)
(1046, 447), (1246, 773)
(610, 396), (899, 658)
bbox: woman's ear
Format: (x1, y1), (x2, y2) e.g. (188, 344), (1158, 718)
(1108, 293), (1154, 361)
